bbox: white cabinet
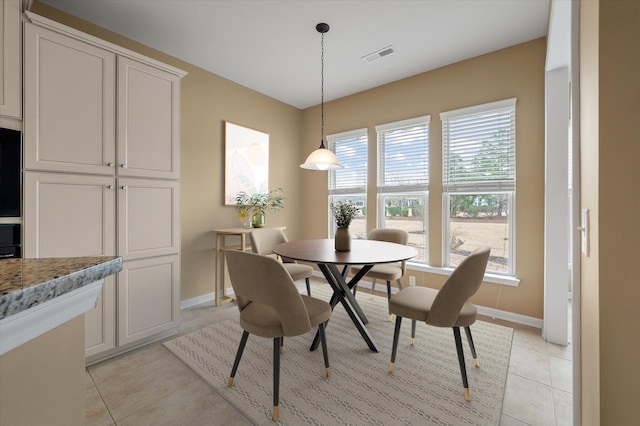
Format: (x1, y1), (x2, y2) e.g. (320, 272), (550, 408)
(23, 173), (181, 361)
(0, 0), (21, 118)
(117, 255), (180, 346)
(117, 178), (180, 260)
(23, 22), (116, 175)
(23, 172), (116, 258)
(23, 23), (181, 179)
(117, 57), (180, 179)
(85, 278), (116, 357)
(22, 12), (186, 362)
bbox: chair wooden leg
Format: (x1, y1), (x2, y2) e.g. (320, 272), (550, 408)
(273, 337), (281, 422)
(228, 330), (249, 387)
(464, 326), (479, 367)
(396, 278), (403, 290)
(453, 327), (470, 401)
(410, 320), (416, 345)
(369, 278), (376, 299)
(389, 316), (403, 372)
(318, 322), (330, 377)
(305, 278), (311, 297)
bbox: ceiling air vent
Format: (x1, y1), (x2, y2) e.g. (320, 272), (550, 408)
(362, 45), (396, 63)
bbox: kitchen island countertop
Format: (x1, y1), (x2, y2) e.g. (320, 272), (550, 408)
(0, 256), (122, 356)
(0, 256), (122, 320)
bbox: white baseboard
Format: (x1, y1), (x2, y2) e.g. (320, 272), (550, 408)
(476, 306), (543, 328)
(180, 291), (216, 309)
(181, 273), (543, 330)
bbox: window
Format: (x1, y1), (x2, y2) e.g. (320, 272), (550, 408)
(376, 116), (430, 263)
(441, 98), (516, 274)
(327, 129), (368, 239)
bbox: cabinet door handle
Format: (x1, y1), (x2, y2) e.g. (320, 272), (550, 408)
(106, 185), (114, 190)
(120, 164), (127, 169)
(107, 162), (114, 167)
(120, 185), (127, 190)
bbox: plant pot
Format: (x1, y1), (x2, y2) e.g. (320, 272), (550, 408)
(334, 227), (351, 251)
(252, 212), (265, 228)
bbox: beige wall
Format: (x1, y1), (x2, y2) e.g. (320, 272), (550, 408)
(178, 66), (302, 301)
(580, 0), (640, 423)
(301, 38), (547, 318)
(0, 316), (86, 425)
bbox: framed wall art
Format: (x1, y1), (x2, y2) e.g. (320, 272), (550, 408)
(224, 121), (269, 205)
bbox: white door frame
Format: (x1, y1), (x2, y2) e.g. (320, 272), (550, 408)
(569, 1), (581, 424)
(543, 66), (570, 346)
(544, 1), (581, 424)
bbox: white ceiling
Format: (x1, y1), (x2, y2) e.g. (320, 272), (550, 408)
(38, 0), (549, 109)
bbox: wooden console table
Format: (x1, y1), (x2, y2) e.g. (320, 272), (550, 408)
(213, 227), (284, 306)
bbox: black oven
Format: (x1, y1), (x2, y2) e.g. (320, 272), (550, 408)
(0, 224), (20, 258)
(0, 128), (22, 217)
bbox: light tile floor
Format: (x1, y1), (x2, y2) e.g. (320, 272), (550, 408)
(86, 281), (573, 425)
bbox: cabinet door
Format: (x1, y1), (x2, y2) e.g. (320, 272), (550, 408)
(117, 178), (180, 260)
(117, 57), (180, 179)
(23, 23), (116, 174)
(0, 0), (21, 118)
(23, 172), (116, 258)
(84, 276), (116, 357)
(117, 255), (180, 346)
(23, 172), (117, 356)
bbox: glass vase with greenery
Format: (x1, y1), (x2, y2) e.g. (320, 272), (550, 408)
(235, 188), (286, 227)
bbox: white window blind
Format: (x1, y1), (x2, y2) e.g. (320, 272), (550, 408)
(376, 116), (430, 193)
(327, 128), (368, 195)
(441, 98), (516, 192)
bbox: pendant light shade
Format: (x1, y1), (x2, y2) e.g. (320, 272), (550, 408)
(300, 23), (344, 170)
(300, 143), (343, 170)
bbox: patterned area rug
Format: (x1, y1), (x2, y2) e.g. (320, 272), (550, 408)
(164, 286), (513, 425)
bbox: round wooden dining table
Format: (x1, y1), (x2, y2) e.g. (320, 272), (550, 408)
(274, 239), (417, 352)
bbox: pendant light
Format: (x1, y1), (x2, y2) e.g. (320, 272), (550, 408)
(300, 23), (344, 170)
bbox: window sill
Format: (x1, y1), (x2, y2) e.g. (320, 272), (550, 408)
(407, 262), (520, 287)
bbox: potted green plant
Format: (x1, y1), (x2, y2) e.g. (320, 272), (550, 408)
(330, 201), (358, 251)
(235, 188), (286, 228)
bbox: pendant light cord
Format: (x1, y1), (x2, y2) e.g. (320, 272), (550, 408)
(320, 30), (325, 149)
(300, 23), (343, 170)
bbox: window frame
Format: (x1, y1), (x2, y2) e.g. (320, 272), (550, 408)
(375, 115), (430, 264)
(327, 128), (368, 237)
(440, 98), (516, 276)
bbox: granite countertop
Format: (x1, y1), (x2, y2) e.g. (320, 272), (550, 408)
(0, 256), (122, 320)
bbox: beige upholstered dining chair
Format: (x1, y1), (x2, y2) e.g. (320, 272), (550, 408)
(351, 228), (409, 320)
(224, 250), (332, 422)
(388, 246), (490, 402)
(250, 228), (314, 296)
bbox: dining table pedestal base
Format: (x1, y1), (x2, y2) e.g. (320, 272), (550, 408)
(310, 263), (378, 352)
